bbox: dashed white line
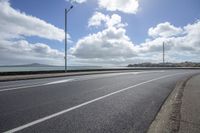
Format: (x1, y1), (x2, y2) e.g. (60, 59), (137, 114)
(44, 79), (73, 85)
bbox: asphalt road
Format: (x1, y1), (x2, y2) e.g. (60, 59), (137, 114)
(0, 70), (199, 133)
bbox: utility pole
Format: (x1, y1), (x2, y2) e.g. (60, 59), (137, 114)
(163, 42), (165, 64)
(64, 5), (73, 72)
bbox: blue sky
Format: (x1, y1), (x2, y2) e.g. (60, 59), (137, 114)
(0, 0), (200, 66)
(10, 0), (200, 43)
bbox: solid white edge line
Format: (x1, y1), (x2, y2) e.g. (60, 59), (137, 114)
(4, 73), (182, 133)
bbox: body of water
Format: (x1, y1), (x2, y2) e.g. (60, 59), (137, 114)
(0, 66), (105, 72)
(0, 66), (131, 72)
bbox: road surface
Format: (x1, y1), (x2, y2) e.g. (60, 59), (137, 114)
(0, 70), (199, 133)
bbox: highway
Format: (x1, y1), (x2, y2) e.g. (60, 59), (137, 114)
(0, 70), (199, 133)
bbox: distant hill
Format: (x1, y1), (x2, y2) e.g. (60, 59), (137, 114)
(0, 63), (55, 67)
(128, 62), (200, 67)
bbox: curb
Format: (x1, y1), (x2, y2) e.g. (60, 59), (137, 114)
(147, 75), (195, 133)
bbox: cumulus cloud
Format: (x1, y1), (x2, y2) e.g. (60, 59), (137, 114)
(0, 0), (68, 41)
(69, 0), (87, 4)
(1, 0), (200, 66)
(70, 13), (136, 63)
(0, 0), (67, 65)
(146, 21), (200, 53)
(148, 22), (183, 38)
(70, 26), (136, 59)
(67, 0), (140, 14)
(88, 12), (109, 27)
(98, 0), (139, 14)
(0, 40), (64, 65)
(138, 20), (200, 62)
(88, 12), (127, 28)
(70, 17), (200, 65)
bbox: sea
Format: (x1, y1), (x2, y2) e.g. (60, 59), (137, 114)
(0, 66), (129, 72)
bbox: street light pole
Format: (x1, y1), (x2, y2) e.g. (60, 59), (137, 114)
(65, 9), (67, 72)
(65, 5), (73, 72)
(163, 42), (165, 64)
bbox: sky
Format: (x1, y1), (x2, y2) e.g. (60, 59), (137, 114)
(0, 0), (200, 66)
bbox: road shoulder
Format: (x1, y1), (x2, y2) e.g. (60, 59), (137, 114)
(179, 74), (200, 133)
(147, 74), (200, 133)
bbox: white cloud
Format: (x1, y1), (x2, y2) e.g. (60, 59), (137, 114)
(139, 20), (200, 62)
(70, 13), (135, 63)
(70, 0), (87, 4)
(107, 14), (127, 27)
(148, 22), (183, 38)
(70, 26), (136, 59)
(0, 40), (64, 65)
(88, 12), (127, 28)
(70, 19), (200, 65)
(147, 21), (200, 53)
(0, 0), (68, 65)
(1, 0), (200, 66)
(0, 0), (68, 42)
(98, 0), (139, 14)
(88, 12), (109, 27)
(67, 0), (140, 14)
(70, 13), (139, 65)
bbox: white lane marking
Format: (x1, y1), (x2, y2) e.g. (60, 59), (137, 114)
(0, 84), (47, 92)
(0, 79), (73, 89)
(0, 83), (39, 89)
(44, 79), (73, 85)
(0, 79), (73, 92)
(0, 83), (40, 89)
(0, 79), (67, 89)
(4, 73), (182, 133)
